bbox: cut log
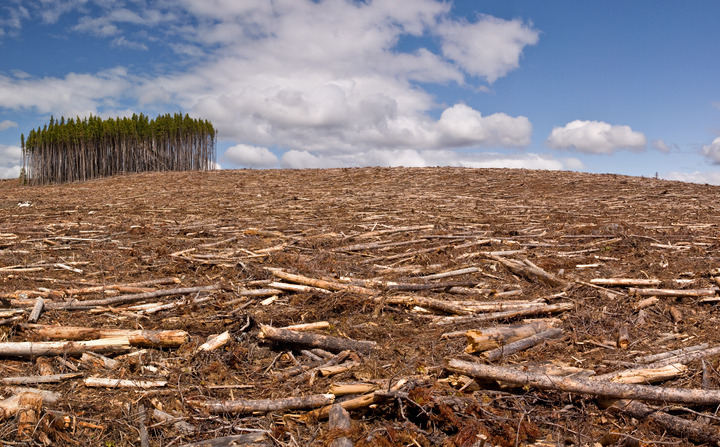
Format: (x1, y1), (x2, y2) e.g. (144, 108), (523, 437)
(152, 408), (196, 434)
(42, 284), (222, 310)
(590, 278), (662, 287)
(267, 281), (332, 295)
(485, 255), (566, 287)
(20, 324), (189, 348)
(280, 321), (331, 332)
(0, 336), (131, 357)
(609, 399), (720, 446)
(420, 267), (481, 281)
(629, 287), (718, 298)
(328, 383), (379, 396)
(84, 377), (168, 388)
(433, 302), (574, 326)
(446, 359), (720, 405)
(635, 343), (709, 364)
(16, 392), (43, 438)
(197, 331), (231, 352)
(594, 363), (687, 384)
(259, 325), (376, 355)
(1, 372), (83, 385)
(192, 393), (335, 414)
(0, 390), (52, 421)
(483, 328), (563, 361)
(268, 270), (374, 295)
(464, 320), (558, 353)
(80, 352), (119, 369)
(28, 297), (44, 323)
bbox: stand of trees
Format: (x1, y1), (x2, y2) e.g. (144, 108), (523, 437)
(22, 113), (217, 185)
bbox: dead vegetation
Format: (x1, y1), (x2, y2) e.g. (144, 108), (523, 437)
(1, 167), (720, 446)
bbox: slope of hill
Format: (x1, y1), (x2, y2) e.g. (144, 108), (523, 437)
(1, 168), (719, 446)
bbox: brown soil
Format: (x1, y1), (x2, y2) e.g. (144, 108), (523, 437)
(1, 167), (720, 446)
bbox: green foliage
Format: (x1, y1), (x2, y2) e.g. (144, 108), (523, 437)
(22, 112), (217, 185)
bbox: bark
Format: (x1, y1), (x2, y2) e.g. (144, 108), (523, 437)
(447, 359), (720, 405)
(464, 320), (557, 353)
(192, 393), (335, 414)
(20, 324), (189, 348)
(483, 328), (563, 361)
(609, 399), (720, 446)
(259, 324), (376, 355)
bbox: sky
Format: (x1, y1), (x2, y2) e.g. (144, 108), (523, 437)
(2, 0), (720, 184)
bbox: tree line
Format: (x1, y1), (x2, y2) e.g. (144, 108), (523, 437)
(21, 112), (217, 185)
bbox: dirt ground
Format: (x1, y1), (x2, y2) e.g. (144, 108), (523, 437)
(1, 167), (720, 446)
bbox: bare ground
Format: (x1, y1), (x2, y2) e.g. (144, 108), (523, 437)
(1, 167), (720, 446)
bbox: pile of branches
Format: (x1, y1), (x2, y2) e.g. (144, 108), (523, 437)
(21, 113), (217, 184)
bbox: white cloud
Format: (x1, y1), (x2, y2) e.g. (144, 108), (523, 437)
(546, 120), (647, 154)
(0, 120), (18, 131)
(663, 171), (720, 185)
(437, 104), (531, 147)
(222, 144), (278, 168)
(1, 1), (539, 166)
(0, 143), (22, 179)
(436, 14), (539, 83)
(278, 148), (580, 171)
(0, 67), (131, 116)
(652, 138), (671, 154)
(701, 137), (720, 164)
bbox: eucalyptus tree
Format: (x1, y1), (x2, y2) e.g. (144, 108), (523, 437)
(23, 113), (217, 185)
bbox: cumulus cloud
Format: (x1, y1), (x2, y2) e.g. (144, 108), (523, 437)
(701, 137), (720, 164)
(222, 144), (278, 168)
(546, 120), (647, 154)
(436, 14), (539, 83)
(0, 120), (18, 131)
(0, 67), (131, 116)
(0, 143), (22, 178)
(0, 1), (540, 169)
(663, 171), (720, 185)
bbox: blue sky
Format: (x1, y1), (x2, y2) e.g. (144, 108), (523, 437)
(2, 0), (720, 183)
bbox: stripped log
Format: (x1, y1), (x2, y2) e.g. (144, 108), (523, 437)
(594, 363), (687, 384)
(634, 343), (709, 364)
(0, 336), (131, 357)
(197, 331), (231, 352)
(20, 324), (189, 348)
(590, 278), (662, 287)
(629, 287), (718, 298)
(84, 377), (168, 388)
(192, 394), (335, 414)
(268, 270), (374, 295)
(446, 359), (720, 405)
(259, 325), (376, 355)
(1, 372), (83, 385)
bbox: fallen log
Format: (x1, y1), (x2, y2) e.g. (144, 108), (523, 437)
(259, 325), (376, 355)
(590, 278), (662, 287)
(41, 284), (222, 310)
(594, 363), (687, 384)
(420, 267), (481, 281)
(84, 377), (168, 389)
(191, 393), (335, 414)
(634, 343), (709, 364)
(485, 255), (566, 287)
(197, 331), (231, 352)
(0, 336), (131, 357)
(433, 302), (573, 326)
(464, 320), (558, 353)
(268, 270), (374, 295)
(629, 287), (718, 298)
(446, 359), (720, 405)
(1, 372), (83, 385)
(20, 324), (190, 348)
(483, 328), (563, 361)
(178, 432), (270, 447)
(609, 399), (720, 446)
